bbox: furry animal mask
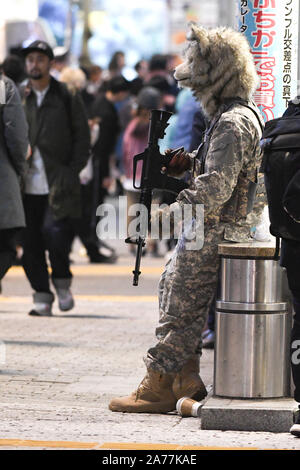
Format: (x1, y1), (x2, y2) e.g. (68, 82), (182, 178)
(174, 24), (259, 118)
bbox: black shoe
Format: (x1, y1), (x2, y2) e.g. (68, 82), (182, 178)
(290, 409), (300, 437)
(89, 252), (118, 264)
(28, 307), (53, 317)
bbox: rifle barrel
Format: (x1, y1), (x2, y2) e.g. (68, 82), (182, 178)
(132, 237), (144, 286)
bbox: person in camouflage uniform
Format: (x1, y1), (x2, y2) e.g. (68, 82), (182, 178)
(109, 24), (265, 414)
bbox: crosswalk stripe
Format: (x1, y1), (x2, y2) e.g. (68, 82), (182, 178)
(0, 439), (98, 449)
(98, 442), (259, 450)
(5, 265), (163, 277)
(0, 295), (157, 303)
(0, 439), (259, 450)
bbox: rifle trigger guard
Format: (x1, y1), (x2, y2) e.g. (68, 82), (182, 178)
(125, 237), (146, 247)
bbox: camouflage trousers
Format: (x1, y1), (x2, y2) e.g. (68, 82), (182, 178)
(144, 223), (225, 374)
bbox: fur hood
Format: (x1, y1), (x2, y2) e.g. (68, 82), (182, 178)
(174, 24), (259, 118)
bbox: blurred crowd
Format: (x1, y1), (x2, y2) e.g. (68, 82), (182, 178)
(0, 42), (211, 320)
(0, 47), (206, 261)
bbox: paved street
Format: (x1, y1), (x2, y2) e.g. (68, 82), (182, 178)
(0, 237), (300, 451)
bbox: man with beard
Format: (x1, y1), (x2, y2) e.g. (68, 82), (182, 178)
(20, 41), (90, 316)
(109, 25), (264, 414)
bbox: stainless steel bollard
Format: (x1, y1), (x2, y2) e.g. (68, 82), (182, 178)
(214, 243), (292, 398)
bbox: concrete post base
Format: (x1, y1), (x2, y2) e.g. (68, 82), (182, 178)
(201, 396), (299, 433)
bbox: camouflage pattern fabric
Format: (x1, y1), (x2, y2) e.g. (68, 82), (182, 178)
(144, 101), (265, 374)
(246, 172), (267, 228)
(180, 101), (265, 241)
(145, 223), (225, 373)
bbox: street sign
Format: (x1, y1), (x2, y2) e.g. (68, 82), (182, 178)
(237, 0), (299, 120)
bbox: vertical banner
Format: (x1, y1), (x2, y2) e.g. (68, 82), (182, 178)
(237, 0), (299, 121)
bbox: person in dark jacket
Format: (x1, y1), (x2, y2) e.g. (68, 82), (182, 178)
(91, 76), (130, 190)
(130, 60), (148, 96)
(279, 98), (300, 437)
(90, 76), (130, 261)
(281, 238), (300, 437)
(1, 55), (27, 86)
(20, 40), (90, 316)
(0, 74), (28, 290)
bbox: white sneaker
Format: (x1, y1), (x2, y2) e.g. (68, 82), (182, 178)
(290, 413), (300, 437)
(29, 302), (53, 317)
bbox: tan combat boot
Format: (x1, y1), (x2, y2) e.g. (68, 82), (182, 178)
(109, 369), (177, 413)
(172, 355), (207, 401)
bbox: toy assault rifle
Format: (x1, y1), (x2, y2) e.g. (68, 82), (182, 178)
(125, 109), (189, 286)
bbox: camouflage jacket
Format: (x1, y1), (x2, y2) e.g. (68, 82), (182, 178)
(176, 100), (265, 242)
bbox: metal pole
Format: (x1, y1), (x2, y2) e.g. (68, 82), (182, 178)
(79, 0), (92, 69)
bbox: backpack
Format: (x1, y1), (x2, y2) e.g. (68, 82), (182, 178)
(261, 102), (300, 245)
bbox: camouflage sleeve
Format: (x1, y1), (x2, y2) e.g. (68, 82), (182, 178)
(246, 172), (267, 227)
(176, 116), (252, 214)
(188, 150), (201, 175)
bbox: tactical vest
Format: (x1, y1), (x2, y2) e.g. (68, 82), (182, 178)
(196, 99), (264, 225)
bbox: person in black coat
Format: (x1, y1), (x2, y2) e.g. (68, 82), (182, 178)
(279, 98), (300, 436)
(91, 76), (130, 190)
(130, 60), (148, 96)
(89, 77), (130, 261)
(20, 40), (90, 316)
(0, 75), (28, 288)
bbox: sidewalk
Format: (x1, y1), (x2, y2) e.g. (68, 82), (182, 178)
(0, 239), (299, 450)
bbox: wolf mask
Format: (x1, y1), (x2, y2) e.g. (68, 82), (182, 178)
(174, 24), (259, 118)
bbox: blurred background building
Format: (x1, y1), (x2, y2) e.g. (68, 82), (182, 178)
(1, 0), (299, 91)
(0, 0), (237, 78)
